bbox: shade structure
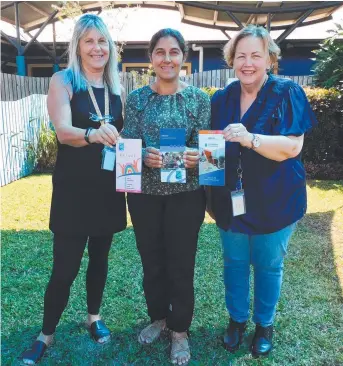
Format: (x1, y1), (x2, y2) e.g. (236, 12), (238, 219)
(1, 1), (343, 33)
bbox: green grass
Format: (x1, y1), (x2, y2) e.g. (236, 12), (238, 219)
(1, 174), (343, 366)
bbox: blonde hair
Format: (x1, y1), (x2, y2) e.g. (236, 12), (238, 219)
(223, 25), (280, 68)
(65, 14), (121, 95)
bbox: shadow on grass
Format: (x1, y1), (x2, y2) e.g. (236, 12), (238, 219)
(307, 179), (343, 192)
(2, 217), (343, 365)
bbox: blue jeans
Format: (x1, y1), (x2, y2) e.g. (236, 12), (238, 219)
(219, 223), (296, 327)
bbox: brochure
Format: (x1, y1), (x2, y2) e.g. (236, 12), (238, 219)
(199, 130), (225, 186)
(116, 139), (142, 193)
(160, 128), (186, 183)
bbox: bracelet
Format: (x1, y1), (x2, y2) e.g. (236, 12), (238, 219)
(84, 127), (94, 144)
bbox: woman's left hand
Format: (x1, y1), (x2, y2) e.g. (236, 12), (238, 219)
(183, 149), (199, 168)
(223, 123), (253, 148)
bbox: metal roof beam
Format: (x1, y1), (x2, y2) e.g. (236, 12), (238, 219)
(246, 1), (262, 25)
(14, 2), (22, 54)
(1, 2), (16, 11)
(22, 10), (58, 55)
(266, 13), (272, 32)
(276, 9), (313, 44)
(221, 29), (231, 40)
(57, 48), (69, 64)
(0, 30), (19, 50)
(225, 10), (244, 29)
(176, 1), (343, 15)
(27, 31), (55, 61)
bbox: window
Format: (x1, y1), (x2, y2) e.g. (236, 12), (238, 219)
(28, 64), (67, 77)
(122, 63), (191, 75)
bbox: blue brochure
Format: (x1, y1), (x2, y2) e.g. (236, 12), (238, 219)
(160, 128), (186, 183)
(199, 130), (225, 186)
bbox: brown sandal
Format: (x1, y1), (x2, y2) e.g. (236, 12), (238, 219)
(170, 333), (191, 365)
(138, 320), (166, 345)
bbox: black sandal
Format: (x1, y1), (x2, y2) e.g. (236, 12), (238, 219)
(21, 340), (47, 365)
(89, 320), (111, 343)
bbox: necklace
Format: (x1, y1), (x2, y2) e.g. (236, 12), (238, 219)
(87, 82), (113, 124)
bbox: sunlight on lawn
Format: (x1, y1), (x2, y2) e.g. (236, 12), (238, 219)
(306, 181), (343, 294)
(1, 175), (343, 365)
(1, 175), (342, 291)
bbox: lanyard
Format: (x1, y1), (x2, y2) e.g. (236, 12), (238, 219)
(87, 82), (112, 125)
(236, 150), (243, 191)
(234, 76), (267, 191)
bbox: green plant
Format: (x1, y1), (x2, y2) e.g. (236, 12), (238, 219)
(313, 21), (343, 89)
(26, 123), (57, 172)
(201, 86), (219, 98)
(35, 123), (57, 172)
(302, 88), (343, 165)
(130, 66), (155, 89)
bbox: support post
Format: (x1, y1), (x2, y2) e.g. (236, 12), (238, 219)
(52, 64), (60, 73)
(14, 2), (21, 53)
(14, 2), (26, 75)
(16, 55), (26, 76)
(52, 22), (57, 59)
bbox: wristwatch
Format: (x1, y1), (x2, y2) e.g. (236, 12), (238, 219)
(84, 127), (94, 144)
(251, 134), (261, 150)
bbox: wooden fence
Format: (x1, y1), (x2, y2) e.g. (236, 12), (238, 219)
(1, 71), (315, 102)
(0, 71), (314, 186)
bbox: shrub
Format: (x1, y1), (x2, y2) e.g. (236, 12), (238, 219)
(304, 162), (343, 180)
(35, 123), (57, 172)
(26, 123), (57, 172)
(312, 22), (343, 90)
(201, 87), (219, 99)
(302, 87), (343, 165)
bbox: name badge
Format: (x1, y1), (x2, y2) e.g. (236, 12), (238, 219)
(231, 189), (246, 216)
(101, 146), (116, 171)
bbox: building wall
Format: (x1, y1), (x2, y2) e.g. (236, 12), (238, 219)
(278, 45), (317, 76)
(2, 40), (319, 77)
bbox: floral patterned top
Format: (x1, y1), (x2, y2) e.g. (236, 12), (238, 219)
(122, 85), (211, 195)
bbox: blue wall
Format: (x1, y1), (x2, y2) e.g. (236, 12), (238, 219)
(120, 45), (316, 75)
(278, 58), (315, 76)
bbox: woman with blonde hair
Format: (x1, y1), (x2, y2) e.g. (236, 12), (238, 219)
(21, 14), (126, 364)
(210, 25), (317, 357)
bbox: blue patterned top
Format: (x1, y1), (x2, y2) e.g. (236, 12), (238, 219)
(122, 85), (211, 195)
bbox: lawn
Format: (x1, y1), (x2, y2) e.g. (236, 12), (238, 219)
(1, 174), (343, 366)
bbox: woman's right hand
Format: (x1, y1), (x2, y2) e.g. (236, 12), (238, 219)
(89, 124), (119, 147)
(144, 147), (162, 168)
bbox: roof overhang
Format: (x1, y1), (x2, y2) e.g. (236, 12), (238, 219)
(177, 1), (343, 31)
(1, 1), (343, 33)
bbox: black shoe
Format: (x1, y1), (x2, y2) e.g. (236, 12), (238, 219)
(223, 319), (247, 352)
(21, 340), (47, 365)
(89, 320), (111, 344)
(251, 324), (273, 357)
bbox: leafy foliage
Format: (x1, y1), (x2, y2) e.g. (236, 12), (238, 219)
(312, 21), (343, 89)
(201, 86), (219, 98)
(26, 123), (57, 172)
(129, 66), (155, 89)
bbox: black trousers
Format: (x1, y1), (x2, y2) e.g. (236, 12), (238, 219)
(42, 233), (113, 335)
(127, 189), (206, 332)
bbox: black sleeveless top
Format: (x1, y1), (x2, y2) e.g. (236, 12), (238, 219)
(49, 87), (127, 236)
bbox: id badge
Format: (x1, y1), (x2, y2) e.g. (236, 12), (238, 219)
(231, 189), (246, 216)
(101, 146), (116, 171)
